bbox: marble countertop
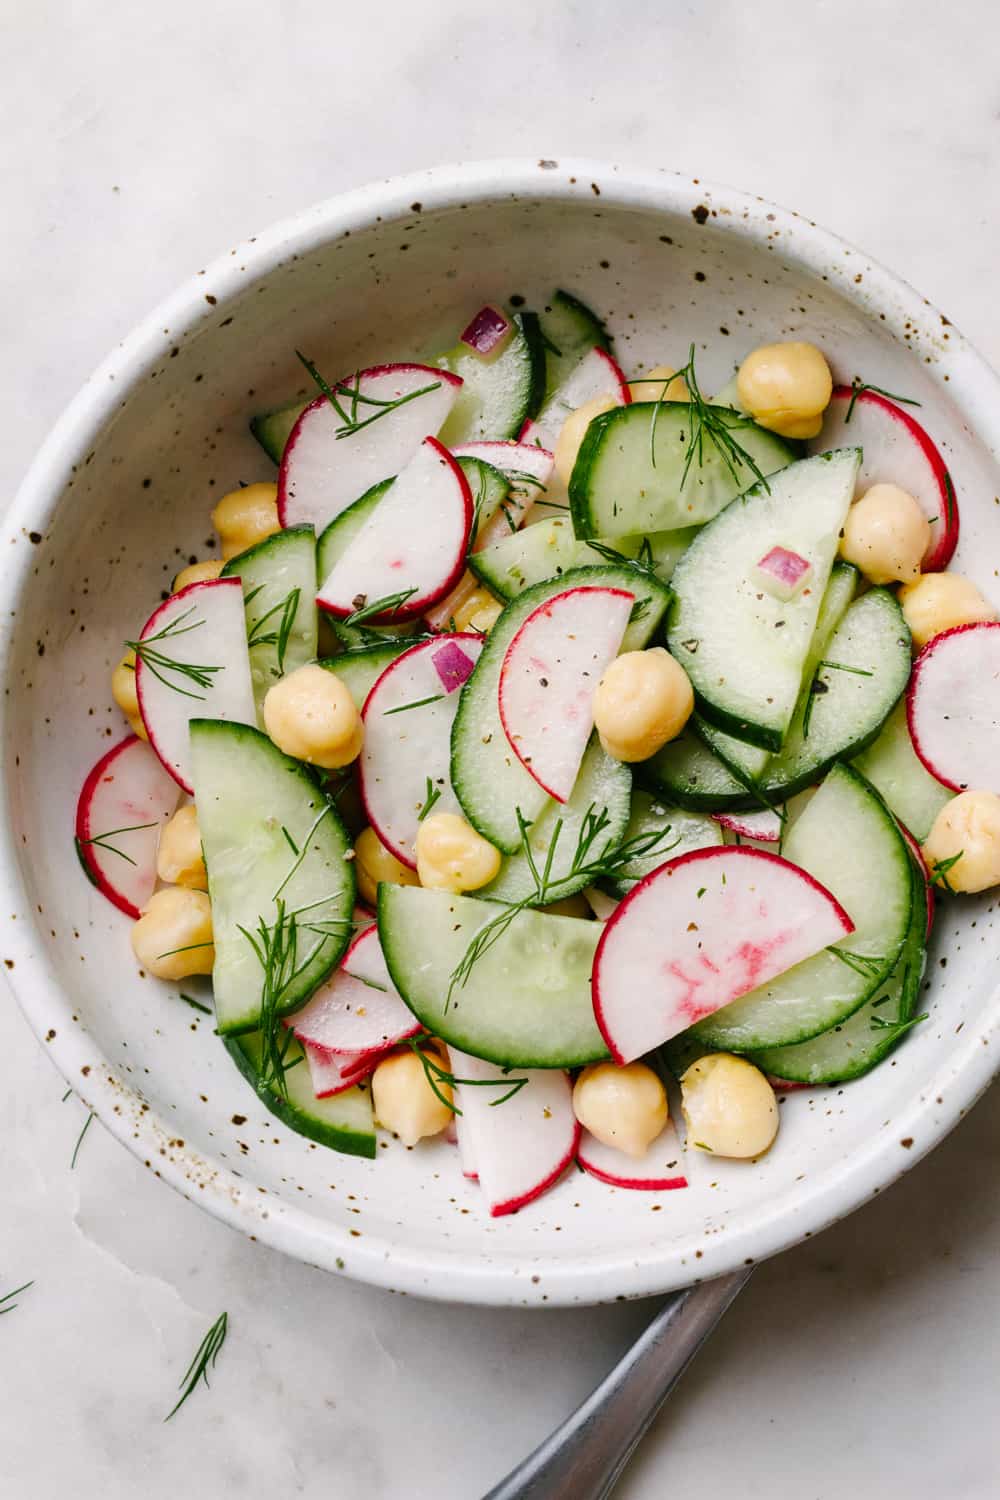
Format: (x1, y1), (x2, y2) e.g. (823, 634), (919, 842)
(5, 2), (1000, 1495)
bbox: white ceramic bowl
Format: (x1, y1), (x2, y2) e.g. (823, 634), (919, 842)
(5, 160), (1000, 1307)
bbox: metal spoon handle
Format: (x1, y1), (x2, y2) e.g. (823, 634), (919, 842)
(483, 1268), (752, 1500)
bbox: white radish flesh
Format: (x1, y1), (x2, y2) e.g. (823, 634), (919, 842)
(316, 438), (472, 620)
(278, 364), (462, 532)
(519, 347), (630, 452)
(75, 735), (180, 918)
(713, 808), (784, 843)
(135, 578), (256, 793)
(593, 845), (854, 1064)
(907, 621), (1000, 792)
(577, 1121), (688, 1191)
(359, 634), (484, 867)
(498, 585), (633, 802)
(811, 386), (957, 569)
(449, 1049), (579, 1216)
(290, 925), (421, 1057)
(303, 1039), (379, 1098)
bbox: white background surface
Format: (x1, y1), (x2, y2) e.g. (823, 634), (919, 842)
(4, 2), (1000, 1495)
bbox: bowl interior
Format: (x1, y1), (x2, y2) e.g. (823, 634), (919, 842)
(6, 168), (1000, 1304)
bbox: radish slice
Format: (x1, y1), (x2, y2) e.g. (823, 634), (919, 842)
(451, 440), (555, 493)
(74, 735), (180, 918)
(303, 1039), (380, 1098)
(359, 634), (485, 867)
(907, 621), (1000, 792)
(290, 925), (421, 1057)
(454, 1107), (478, 1181)
(593, 845), (854, 1064)
(134, 578), (256, 793)
(518, 347), (630, 452)
(577, 1121), (688, 1191)
(812, 386), (957, 569)
(498, 585), (633, 802)
(316, 437), (472, 621)
(278, 364), (462, 532)
(460, 306), (511, 356)
(449, 1049), (579, 1216)
(713, 808), (783, 843)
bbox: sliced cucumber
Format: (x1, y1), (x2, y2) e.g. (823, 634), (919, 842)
(689, 764), (914, 1051)
(668, 450), (861, 750)
(470, 515), (697, 601)
(852, 699), (953, 842)
(225, 1032), (375, 1157)
(600, 789), (722, 898)
(378, 885), (608, 1068)
(750, 859), (928, 1084)
(222, 526), (317, 718)
(318, 643), (413, 710)
(316, 479), (391, 585)
(569, 402), (795, 539)
(451, 564), (672, 852)
(250, 398), (309, 465)
(191, 720), (355, 1035)
(480, 738), (631, 904)
(537, 289), (611, 400)
(641, 726), (752, 812)
(438, 312), (546, 444)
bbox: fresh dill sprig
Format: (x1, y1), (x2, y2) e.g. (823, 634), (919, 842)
(343, 588), (418, 628)
(164, 1312), (229, 1422)
(418, 776), (443, 822)
(74, 821), (158, 869)
(633, 346), (771, 493)
(871, 1010), (928, 1036)
(237, 901), (310, 1096)
(178, 992), (213, 1016)
(247, 587), (301, 676)
(928, 851), (963, 892)
(70, 1111), (95, 1169)
(272, 804), (333, 902)
(383, 694), (445, 716)
(844, 378), (922, 425)
(404, 1038), (528, 1114)
(505, 469), (548, 493)
(827, 948), (886, 979)
(0, 1280), (33, 1316)
(584, 537), (663, 586)
(126, 609), (222, 702)
(446, 805), (681, 1006)
(817, 659), (874, 678)
(296, 351), (442, 441)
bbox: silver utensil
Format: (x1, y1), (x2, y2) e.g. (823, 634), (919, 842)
(484, 1268), (752, 1500)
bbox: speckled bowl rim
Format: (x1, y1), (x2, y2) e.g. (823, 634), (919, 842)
(5, 158), (1000, 1307)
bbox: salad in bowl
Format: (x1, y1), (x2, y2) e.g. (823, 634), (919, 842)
(74, 284), (997, 1220)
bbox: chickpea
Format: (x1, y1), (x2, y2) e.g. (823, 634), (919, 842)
(554, 393), (619, 488)
(452, 586), (502, 634)
(415, 812), (501, 893)
(211, 482), (280, 562)
(680, 1054), (778, 1159)
(572, 1061), (668, 1158)
(736, 341), (833, 439)
(628, 363), (689, 404)
(156, 804), (208, 890)
(372, 1045), (453, 1146)
(263, 663), (363, 770)
(173, 559), (224, 592)
(899, 571), (995, 648)
(354, 826), (420, 907)
(839, 483), (930, 585)
(593, 648), (693, 763)
(131, 887), (214, 980)
(922, 790), (1000, 894)
(111, 648), (147, 741)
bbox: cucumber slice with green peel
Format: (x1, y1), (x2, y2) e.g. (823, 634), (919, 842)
(451, 564), (672, 852)
(221, 526), (317, 718)
(641, 728), (755, 813)
(469, 516), (697, 601)
(569, 402), (796, 539)
(750, 858), (928, 1084)
(191, 720), (356, 1035)
(438, 312), (546, 444)
(316, 479), (391, 586)
(600, 789), (723, 899)
(225, 1032), (375, 1158)
(480, 738), (631, 905)
(318, 644), (413, 710)
(537, 289), (611, 400)
(852, 699), (953, 843)
(378, 885), (608, 1068)
(250, 399), (309, 465)
(668, 450), (861, 750)
(689, 764), (915, 1051)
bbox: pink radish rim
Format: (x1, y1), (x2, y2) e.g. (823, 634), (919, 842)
(490, 1119), (582, 1218)
(276, 363), (463, 527)
(591, 844), (854, 1066)
(576, 1144), (689, 1192)
(74, 735), (151, 920)
(496, 584), (634, 803)
(905, 620), (1000, 791)
(358, 631), (484, 869)
(291, 926), (422, 1055)
(712, 810), (782, 843)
